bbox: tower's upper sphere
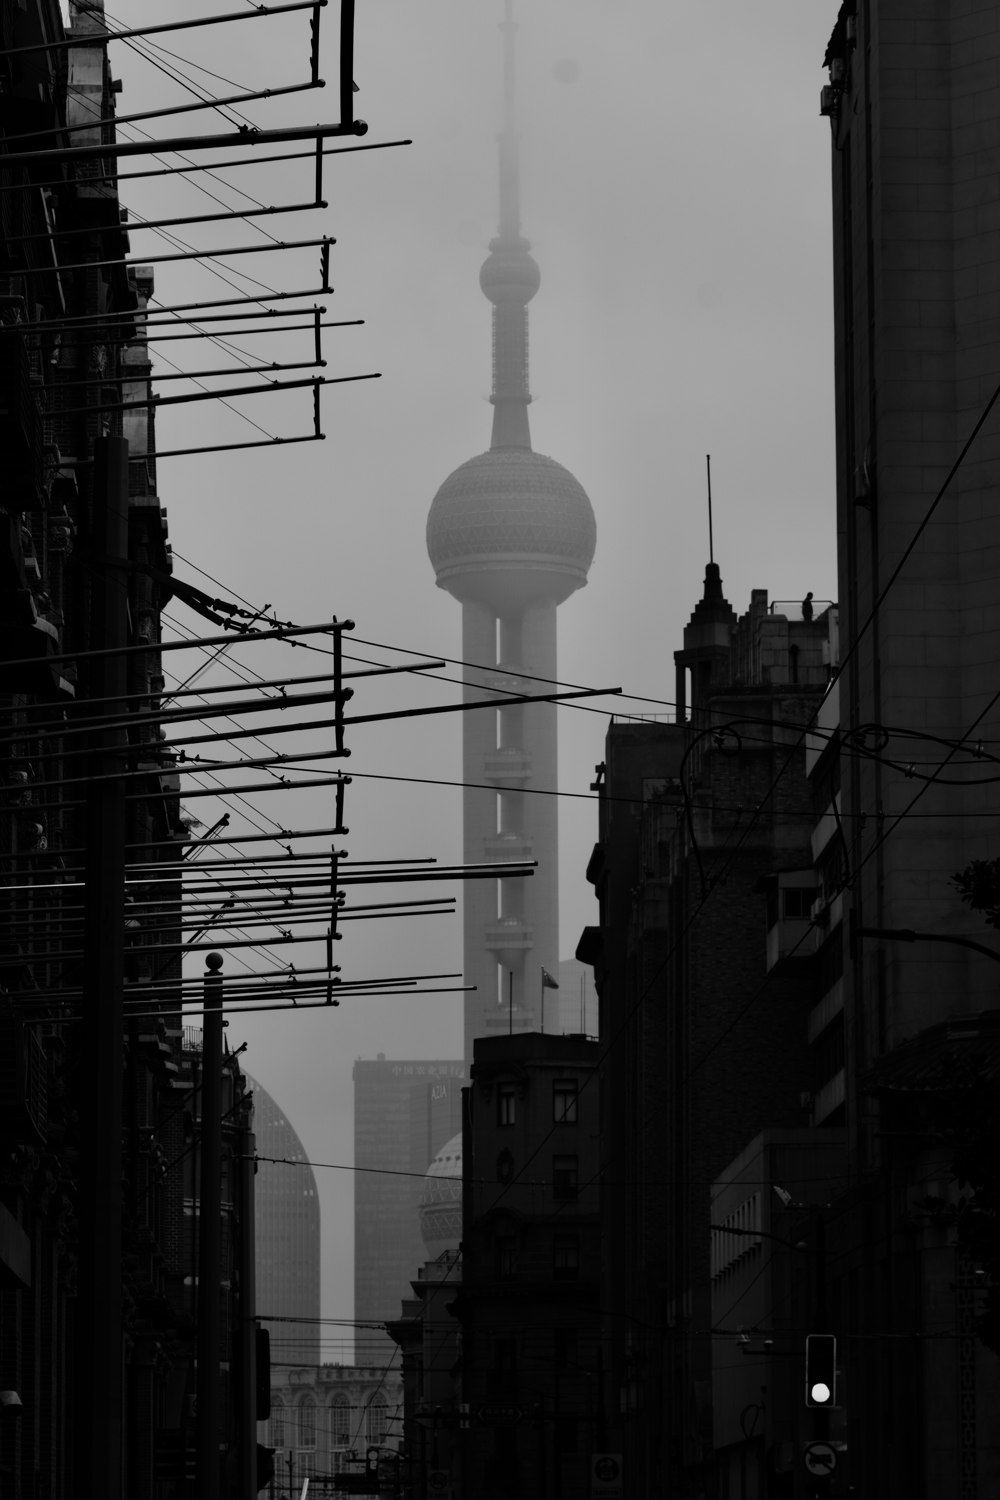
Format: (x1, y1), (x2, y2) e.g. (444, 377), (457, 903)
(427, 447), (596, 611)
(479, 236), (540, 305)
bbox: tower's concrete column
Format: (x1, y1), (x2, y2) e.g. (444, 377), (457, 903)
(462, 601), (500, 1050)
(514, 604), (559, 1022)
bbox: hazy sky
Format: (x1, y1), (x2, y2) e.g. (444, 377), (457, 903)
(103, 0), (838, 1359)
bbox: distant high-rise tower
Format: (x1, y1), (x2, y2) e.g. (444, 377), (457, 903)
(426, 3), (596, 1059)
(353, 1057), (466, 1365)
(247, 1075), (321, 1368)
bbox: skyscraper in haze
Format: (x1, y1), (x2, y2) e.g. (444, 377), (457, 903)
(353, 1057), (465, 1365)
(248, 1075), (321, 1368)
(426, 3), (597, 1059)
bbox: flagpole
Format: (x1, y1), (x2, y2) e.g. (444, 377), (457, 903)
(540, 966), (545, 1035)
(509, 969), (513, 1036)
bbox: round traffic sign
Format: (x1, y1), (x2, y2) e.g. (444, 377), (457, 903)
(803, 1442), (838, 1476)
(427, 1470), (449, 1493)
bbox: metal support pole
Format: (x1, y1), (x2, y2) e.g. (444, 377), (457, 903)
(197, 953), (225, 1500)
(75, 434), (129, 1500)
(238, 1101), (259, 1498)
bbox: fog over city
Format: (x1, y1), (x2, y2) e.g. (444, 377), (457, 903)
(103, 0), (838, 1358)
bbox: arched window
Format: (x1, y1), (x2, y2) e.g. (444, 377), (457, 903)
(298, 1394), (317, 1450)
(366, 1396), (387, 1445)
(269, 1395), (284, 1450)
(330, 1393), (351, 1449)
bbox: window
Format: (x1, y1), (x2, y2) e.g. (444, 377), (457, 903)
(367, 1396), (387, 1445)
(552, 1155), (578, 1201)
(270, 1395), (284, 1449)
(497, 1234), (518, 1279)
(330, 1393), (351, 1449)
(783, 885), (815, 920)
(553, 1234), (580, 1280)
(553, 1079), (578, 1124)
(298, 1395), (316, 1450)
(498, 1085), (516, 1127)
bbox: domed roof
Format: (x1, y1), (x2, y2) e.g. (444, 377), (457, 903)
(419, 1131), (463, 1255)
(427, 447), (596, 609)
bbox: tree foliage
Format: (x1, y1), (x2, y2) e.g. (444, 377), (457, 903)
(952, 857), (1000, 929)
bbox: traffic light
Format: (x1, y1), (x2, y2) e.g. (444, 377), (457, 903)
(805, 1333), (837, 1407)
(255, 1328), (271, 1420)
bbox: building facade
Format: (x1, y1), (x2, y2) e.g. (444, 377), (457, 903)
(458, 1032), (601, 1500)
(387, 1251), (465, 1500)
(0, 4), (261, 1496)
(261, 1360), (404, 1496)
(816, 3), (1000, 1493)
(578, 575), (839, 1498)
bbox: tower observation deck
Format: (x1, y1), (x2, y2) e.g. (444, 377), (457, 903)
(426, 3), (596, 1060)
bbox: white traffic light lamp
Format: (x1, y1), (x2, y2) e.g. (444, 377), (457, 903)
(804, 1334), (837, 1408)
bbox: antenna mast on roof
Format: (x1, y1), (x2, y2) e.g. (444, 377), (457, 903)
(706, 453), (714, 565)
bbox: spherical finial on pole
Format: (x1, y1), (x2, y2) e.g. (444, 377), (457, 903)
(205, 951), (224, 973)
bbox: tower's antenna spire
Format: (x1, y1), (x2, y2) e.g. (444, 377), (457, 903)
(706, 453), (714, 564)
(498, 0), (520, 240)
(480, 0), (540, 451)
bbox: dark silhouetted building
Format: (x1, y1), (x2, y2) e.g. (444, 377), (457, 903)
(460, 1032), (601, 1500)
(0, 5), (256, 1496)
(578, 577), (838, 1498)
(810, 4), (1000, 1492)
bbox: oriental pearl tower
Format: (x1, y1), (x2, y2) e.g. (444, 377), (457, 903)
(426, 4), (596, 1061)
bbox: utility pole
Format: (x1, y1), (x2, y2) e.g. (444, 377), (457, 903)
(238, 1090), (259, 1497)
(197, 953), (225, 1500)
(76, 435), (129, 1500)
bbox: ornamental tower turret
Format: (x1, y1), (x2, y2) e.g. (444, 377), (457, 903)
(426, 3), (596, 1060)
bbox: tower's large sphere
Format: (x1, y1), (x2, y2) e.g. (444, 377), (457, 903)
(426, 447), (596, 611)
(479, 237), (541, 305)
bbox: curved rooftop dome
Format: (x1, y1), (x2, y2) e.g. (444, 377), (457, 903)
(427, 447), (596, 610)
(419, 1131), (463, 1256)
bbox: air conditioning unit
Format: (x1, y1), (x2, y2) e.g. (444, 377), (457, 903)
(820, 86), (839, 117)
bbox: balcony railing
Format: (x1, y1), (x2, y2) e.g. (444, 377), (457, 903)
(485, 918), (533, 954)
(484, 748), (531, 782)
